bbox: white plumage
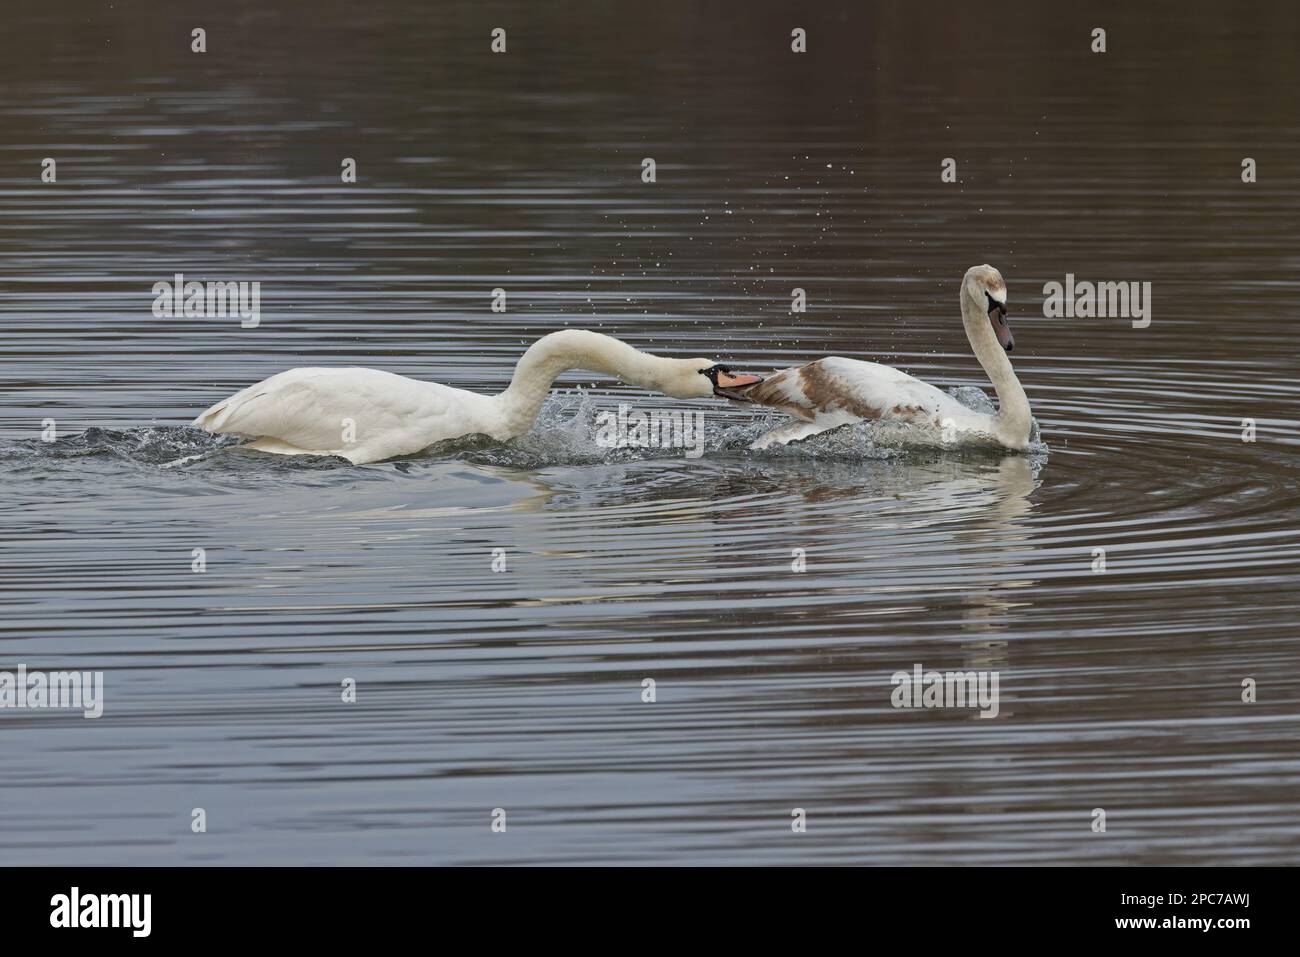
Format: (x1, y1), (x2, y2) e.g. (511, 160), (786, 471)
(193, 329), (749, 465)
(193, 367), (497, 463)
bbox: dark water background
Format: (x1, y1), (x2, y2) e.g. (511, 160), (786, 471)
(1, 1), (1298, 864)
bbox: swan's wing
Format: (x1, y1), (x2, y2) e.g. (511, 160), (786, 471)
(193, 367), (465, 458)
(738, 356), (962, 426)
(749, 419), (838, 450)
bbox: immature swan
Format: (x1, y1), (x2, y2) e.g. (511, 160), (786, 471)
(193, 329), (761, 464)
(726, 265), (1032, 451)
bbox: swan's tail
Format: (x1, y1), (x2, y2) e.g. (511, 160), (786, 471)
(192, 386), (266, 433)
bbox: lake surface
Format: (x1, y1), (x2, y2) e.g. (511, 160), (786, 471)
(2, 1), (1298, 865)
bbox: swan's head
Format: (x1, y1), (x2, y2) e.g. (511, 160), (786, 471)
(658, 360), (763, 399)
(964, 264), (1013, 352)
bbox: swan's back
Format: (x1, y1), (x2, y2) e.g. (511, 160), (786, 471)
(741, 357), (974, 427)
(194, 367), (491, 462)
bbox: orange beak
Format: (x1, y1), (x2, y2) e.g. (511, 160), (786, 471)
(708, 367), (764, 400)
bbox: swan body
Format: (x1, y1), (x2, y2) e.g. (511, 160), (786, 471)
(194, 367), (501, 463)
(738, 356), (1006, 448)
(193, 329), (759, 464)
(731, 265), (1032, 451)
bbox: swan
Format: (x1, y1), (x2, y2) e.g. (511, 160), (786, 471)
(192, 329), (762, 464)
(723, 265), (1032, 451)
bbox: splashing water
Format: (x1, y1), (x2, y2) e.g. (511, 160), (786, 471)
(0, 386), (1046, 476)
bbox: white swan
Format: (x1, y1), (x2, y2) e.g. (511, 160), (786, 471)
(193, 329), (761, 464)
(725, 265), (1032, 451)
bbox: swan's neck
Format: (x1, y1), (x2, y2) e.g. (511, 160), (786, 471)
(493, 330), (675, 436)
(960, 292), (1032, 448)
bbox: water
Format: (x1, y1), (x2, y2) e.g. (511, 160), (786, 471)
(2, 0), (1299, 865)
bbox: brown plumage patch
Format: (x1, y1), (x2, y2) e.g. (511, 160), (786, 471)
(887, 403), (938, 427)
(734, 360), (939, 427)
(735, 360), (886, 421)
(734, 368), (816, 420)
(798, 361), (884, 420)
